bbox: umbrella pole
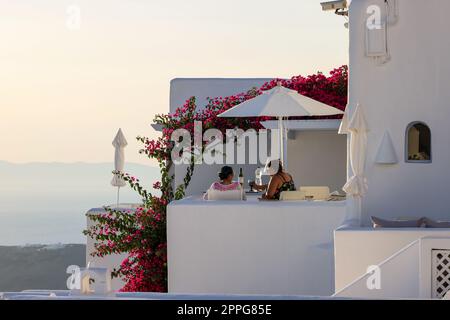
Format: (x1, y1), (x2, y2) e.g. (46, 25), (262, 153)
(116, 186), (120, 208)
(283, 118), (288, 170)
(278, 116), (284, 166)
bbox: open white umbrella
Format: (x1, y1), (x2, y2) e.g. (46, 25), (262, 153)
(339, 103), (368, 226)
(111, 128), (128, 207)
(218, 82), (344, 167)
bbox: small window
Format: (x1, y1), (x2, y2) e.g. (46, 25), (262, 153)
(406, 122), (431, 163)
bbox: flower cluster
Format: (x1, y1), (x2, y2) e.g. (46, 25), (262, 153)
(260, 66), (348, 115)
(84, 66), (348, 292)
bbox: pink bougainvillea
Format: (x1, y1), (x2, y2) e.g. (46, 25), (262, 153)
(84, 66), (348, 292)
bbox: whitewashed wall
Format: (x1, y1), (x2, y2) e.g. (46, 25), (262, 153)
(288, 131), (346, 193)
(170, 78), (272, 113)
(334, 227), (450, 293)
(335, 239), (421, 299)
(168, 198), (347, 296)
(348, 0), (450, 225)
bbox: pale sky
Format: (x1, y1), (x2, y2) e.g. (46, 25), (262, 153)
(0, 0), (348, 165)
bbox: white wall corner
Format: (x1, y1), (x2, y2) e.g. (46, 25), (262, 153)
(375, 131), (398, 164)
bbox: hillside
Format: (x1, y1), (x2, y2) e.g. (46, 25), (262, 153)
(0, 244), (86, 292)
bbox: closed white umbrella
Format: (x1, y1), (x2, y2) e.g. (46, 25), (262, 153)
(111, 128), (128, 207)
(339, 103), (368, 226)
(218, 83), (344, 167)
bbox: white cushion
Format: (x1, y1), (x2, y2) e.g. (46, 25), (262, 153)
(205, 189), (243, 201)
(298, 186), (330, 200)
(279, 191), (306, 201)
(371, 216), (424, 228)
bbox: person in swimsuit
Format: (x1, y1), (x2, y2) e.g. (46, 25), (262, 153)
(250, 159), (295, 200)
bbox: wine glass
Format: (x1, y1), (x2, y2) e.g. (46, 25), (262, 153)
(248, 180), (255, 192)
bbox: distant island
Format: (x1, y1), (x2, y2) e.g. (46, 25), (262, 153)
(0, 244), (85, 292)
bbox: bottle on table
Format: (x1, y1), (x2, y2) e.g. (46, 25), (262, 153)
(239, 168), (244, 187)
(238, 168), (245, 200)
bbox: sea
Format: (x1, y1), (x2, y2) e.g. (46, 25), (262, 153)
(0, 161), (159, 245)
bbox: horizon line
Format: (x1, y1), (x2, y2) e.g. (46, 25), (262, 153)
(0, 160), (157, 167)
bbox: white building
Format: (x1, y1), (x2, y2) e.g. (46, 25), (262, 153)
(82, 0), (450, 300)
(167, 0), (450, 299)
(349, 0), (450, 225)
(333, 0), (450, 299)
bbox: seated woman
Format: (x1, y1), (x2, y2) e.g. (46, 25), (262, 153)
(204, 166), (242, 200)
(251, 159), (295, 200)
